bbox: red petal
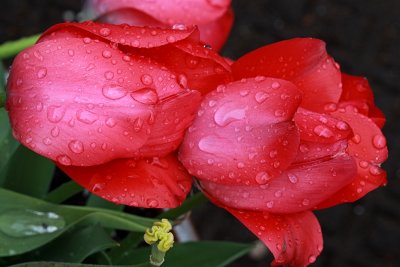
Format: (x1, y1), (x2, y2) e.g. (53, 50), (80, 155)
(134, 89), (201, 158)
(340, 73), (374, 104)
(87, 0), (231, 25)
(226, 208), (323, 267)
(330, 107), (388, 164)
(232, 38), (342, 111)
(199, 154), (356, 213)
(7, 35), (185, 166)
(58, 154), (192, 208)
(294, 108), (352, 144)
(197, 8), (234, 51)
(142, 39), (232, 94)
(96, 8), (165, 28)
(39, 21), (198, 49)
(316, 158), (387, 209)
(179, 78), (301, 186)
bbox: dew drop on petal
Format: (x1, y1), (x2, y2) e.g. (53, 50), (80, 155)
(56, 155), (72, 166)
(76, 110), (98, 124)
(271, 81), (281, 89)
(313, 125), (334, 138)
(130, 87), (158, 105)
(146, 198), (159, 208)
(99, 27), (111, 36)
(102, 84), (128, 100)
(104, 71), (114, 80)
(102, 50), (112, 58)
(105, 117), (117, 128)
(68, 140), (84, 154)
(37, 67), (47, 79)
(372, 134), (386, 149)
(214, 104), (246, 127)
(254, 91), (270, 103)
(288, 173), (298, 184)
(47, 105), (65, 123)
(255, 172), (271, 185)
(140, 74), (153, 85)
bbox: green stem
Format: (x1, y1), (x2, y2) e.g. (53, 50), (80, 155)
(149, 244), (166, 266)
(0, 34), (41, 59)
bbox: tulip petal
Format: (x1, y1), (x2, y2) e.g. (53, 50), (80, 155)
(330, 107), (388, 164)
(199, 154), (356, 213)
(58, 154), (192, 208)
(39, 21), (198, 49)
(232, 38), (342, 111)
(315, 158), (386, 209)
(134, 89), (202, 158)
(87, 0), (231, 25)
(294, 108), (352, 143)
(96, 8), (165, 28)
(179, 78), (301, 185)
(197, 8), (234, 51)
(226, 208), (323, 267)
(7, 36), (185, 166)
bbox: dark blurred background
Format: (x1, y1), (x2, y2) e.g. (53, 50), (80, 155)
(1, 0), (399, 266)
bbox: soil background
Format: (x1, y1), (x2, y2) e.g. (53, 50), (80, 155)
(1, 1), (400, 267)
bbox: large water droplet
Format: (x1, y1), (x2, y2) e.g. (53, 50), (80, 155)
(0, 209), (65, 238)
(104, 71), (114, 80)
(198, 136), (217, 153)
(372, 134), (386, 149)
(288, 173), (298, 184)
(313, 125), (334, 138)
(214, 104), (246, 127)
(146, 198), (159, 208)
(102, 50), (112, 58)
(102, 84), (128, 100)
(68, 140), (84, 154)
(76, 110), (98, 124)
(130, 88), (158, 105)
(47, 105), (65, 123)
(105, 117), (117, 128)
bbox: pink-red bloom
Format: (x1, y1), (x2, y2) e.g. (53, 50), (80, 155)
(84, 0), (234, 51)
(6, 21), (231, 208)
(179, 38), (388, 266)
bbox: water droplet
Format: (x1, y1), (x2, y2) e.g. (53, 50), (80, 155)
(274, 190), (283, 198)
(104, 71), (114, 80)
(140, 74), (153, 85)
(302, 199), (310, 206)
(131, 87), (158, 105)
(308, 255), (316, 263)
(255, 172), (271, 185)
(43, 137), (52, 145)
(255, 91), (270, 103)
(271, 81), (281, 89)
(68, 49), (74, 57)
(254, 75), (266, 82)
(99, 27), (111, 36)
(0, 209), (65, 238)
(25, 136), (33, 144)
(313, 125), (334, 138)
(51, 126), (60, 137)
(166, 35), (176, 43)
(185, 56), (199, 68)
(133, 117), (144, 132)
(146, 198), (159, 208)
(172, 23), (187, 30)
(352, 134), (361, 144)
(372, 134), (386, 149)
(36, 102), (43, 111)
(288, 173), (298, 184)
(369, 165), (382, 176)
(56, 155), (72, 166)
(37, 67), (47, 79)
(237, 162), (245, 169)
(105, 117), (117, 128)
(178, 74), (188, 88)
(102, 50), (112, 58)
(83, 37), (91, 44)
(198, 136), (216, 153)
(208, 100), (217, 107)
(47, 105), (65, 123)
(102, 84), (128, 100)
(214, 104), (246, 127)
(68, 140), (84, 154)
(335, 121), (349, 131)
(359, 161), (369, 168)
(76, 110), (98, 124)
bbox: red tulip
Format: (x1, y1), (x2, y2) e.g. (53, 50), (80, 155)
(179, 38), (388, 266)
(84, 0), (234, 51)
(6, 21), (231, 208)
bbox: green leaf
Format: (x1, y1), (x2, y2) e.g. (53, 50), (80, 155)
(0, 34), (40, 60)
(0, 108), (19, 180)
(0, 188), (155, 256)
(21, 224), (118, 263)
(9, 262), (151, 267)
(45, 181), (84, 204)
(2, 145), (55, 198)
(0, 63), (6, 108)
(115, 241), (253, 267)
